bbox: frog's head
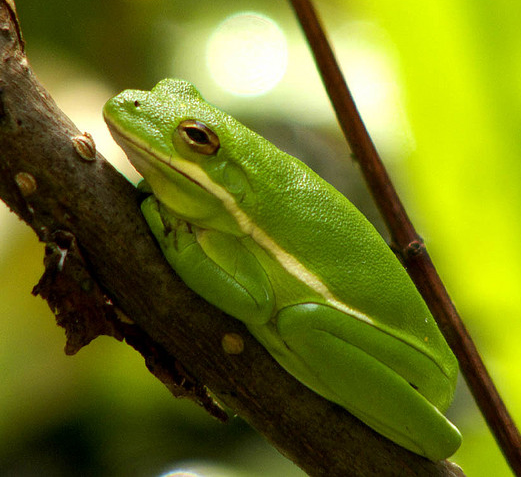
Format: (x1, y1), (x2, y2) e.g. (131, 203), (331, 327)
(103, 79), (262, 235)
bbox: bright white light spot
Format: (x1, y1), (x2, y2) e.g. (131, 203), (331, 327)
(206, 12), (288, 96)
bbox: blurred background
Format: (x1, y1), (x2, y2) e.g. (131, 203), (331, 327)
(1, 0), (520, 475)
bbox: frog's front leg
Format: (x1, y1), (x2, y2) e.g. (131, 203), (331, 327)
(141, 196), (275, 324)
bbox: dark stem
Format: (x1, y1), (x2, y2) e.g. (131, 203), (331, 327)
(288, 0), (521, 473)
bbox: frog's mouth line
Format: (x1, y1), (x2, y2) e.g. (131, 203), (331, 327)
(107, 122), (209, 193)
(161, 154), (206, 190)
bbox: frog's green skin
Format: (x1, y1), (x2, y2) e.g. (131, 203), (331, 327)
(103, 79), (461, 460)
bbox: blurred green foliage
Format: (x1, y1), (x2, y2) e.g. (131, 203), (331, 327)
(1, 0), (520, 475)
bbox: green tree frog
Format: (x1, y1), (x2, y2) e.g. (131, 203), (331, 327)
(103, 79), (461, 460)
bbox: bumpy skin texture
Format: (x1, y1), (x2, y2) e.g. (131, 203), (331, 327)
(103, 79), (462, 460)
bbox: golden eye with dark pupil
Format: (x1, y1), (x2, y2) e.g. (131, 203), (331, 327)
(177, 119), (220, 155)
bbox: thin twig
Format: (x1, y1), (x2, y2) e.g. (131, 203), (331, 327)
(288, 0), (521, 473)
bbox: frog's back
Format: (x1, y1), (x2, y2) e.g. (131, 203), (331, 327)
(230, 132), (458, 405)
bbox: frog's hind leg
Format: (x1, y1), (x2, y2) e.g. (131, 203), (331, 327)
(275, 303), (461, 461)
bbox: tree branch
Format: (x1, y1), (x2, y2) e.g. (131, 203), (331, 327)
(288, 0), (521, 474)
(0, 2), (464, 475)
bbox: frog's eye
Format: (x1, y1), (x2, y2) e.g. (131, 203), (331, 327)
(175, 120), (220, 155)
